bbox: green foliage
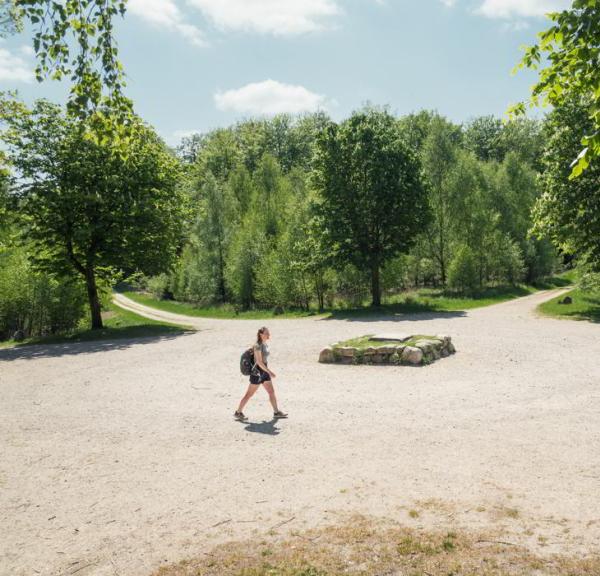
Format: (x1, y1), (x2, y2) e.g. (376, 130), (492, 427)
(171, 244), (218, 305)
(512, 0), (600, 174)
(313, 107), (430, 305)
(579, 268), (600, 294)
(0, 1), (21, 36)
(448, 244), (479, 292)
(146, 273), (171, 300)
(137, 107), (556, 314)
(254, 247), (294, 309)
(0, 245), (86, 340)
(14, 0), (130, 119)
(421, 114), (461, 285)
(492, 233), (526, 285)
(0, 97), (186, 329)
(463, 117), (543, 167)
(225, 215), (264, 308)
(463, 116), (504, 162)
(535, 99), (600, 270)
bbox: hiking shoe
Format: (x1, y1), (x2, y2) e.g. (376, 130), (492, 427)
(234, 411), (248, 422)
(274, 410), (288, 419)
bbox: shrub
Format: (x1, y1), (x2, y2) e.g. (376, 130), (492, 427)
(146, 273), (172, 300)
(448, 245), (479, 292)
(0, 247), (87, 340)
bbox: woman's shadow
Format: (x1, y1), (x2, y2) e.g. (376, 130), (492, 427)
(243, 418), (281, 436)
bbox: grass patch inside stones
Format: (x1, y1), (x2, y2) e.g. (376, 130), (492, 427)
(319, 334), (456, 366)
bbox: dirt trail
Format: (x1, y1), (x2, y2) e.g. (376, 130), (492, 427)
(113, 287), (572, 328)
(2, 287), (599, 576)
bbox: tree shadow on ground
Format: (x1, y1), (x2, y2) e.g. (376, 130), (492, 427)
(319, 284), (565, 322)
(320, 306), (467, 323)
(0, 326), (194, 362)
(244, 418), (281, 436)
(534, 276), (574, 289)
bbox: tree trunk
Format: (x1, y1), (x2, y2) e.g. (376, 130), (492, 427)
(370, 260), (381, 307)
(85, 266), (103, 330)
(315, 273), (325, 311)
(217, 235), (227, 303)
(440, 255), (446, 287)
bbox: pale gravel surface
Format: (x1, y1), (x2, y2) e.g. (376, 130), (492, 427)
(1, 288), (599, 576)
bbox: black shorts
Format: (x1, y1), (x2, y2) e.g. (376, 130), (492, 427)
(250, 367), (271, 385)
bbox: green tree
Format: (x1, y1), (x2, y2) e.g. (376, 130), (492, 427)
(196, 172), (239, 302)
(534, 99), (600, 269)
(397, 110), (436, 152)
(313, 108), (430, 306)
(252, 154), (290, 238)
(463, 116), (505, 162)
(448, 244), (479, 292)
(289, 207), (334, 311)
(421, 115), (462, 285)
(512, 0), (599, 175)
(225, 215), (264, 309)
(488, 151), (556, 282)
(464, 116), (543, 168)
(195, 128), (240, 182)
(0, 99), (185, 329)
(227, 164), (255, 214)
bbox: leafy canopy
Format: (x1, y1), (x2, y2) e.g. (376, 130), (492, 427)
(534, 98), (600, 269)
(6, 0), (130, 121)
(511, 0), (600, 176)
(0, 96), (186, 327)
(313, 107), (430, 305)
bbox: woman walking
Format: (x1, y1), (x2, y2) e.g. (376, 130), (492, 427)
(235, 327), (288, 422)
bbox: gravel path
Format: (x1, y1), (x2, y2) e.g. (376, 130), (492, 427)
(1, 288), (599, 575)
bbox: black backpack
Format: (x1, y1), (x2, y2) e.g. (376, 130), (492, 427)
(240, 348), (255, 376)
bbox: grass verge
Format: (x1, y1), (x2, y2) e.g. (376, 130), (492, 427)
(122, 275), (573, 321)
(154, 515), (599, 576)
(537, 288), (600, 322)
(121, 291), (320, 320)
(327, 285), (542, 320)
(0, 302), (193, 349)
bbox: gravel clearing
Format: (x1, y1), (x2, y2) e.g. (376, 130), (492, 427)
(1, 288), (599, 576)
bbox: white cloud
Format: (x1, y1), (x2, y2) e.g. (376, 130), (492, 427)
(215, 79), (329, 116)
(128, 0), (205, 46)
(439, 0), (456, 7)
(477, 0), (571, 19)
(187, 0), (342, 35)
(19, 45), (35, 57)
(0, 47), (33, 83)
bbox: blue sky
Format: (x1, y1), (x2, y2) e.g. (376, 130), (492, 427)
(0, 0), (571, 145)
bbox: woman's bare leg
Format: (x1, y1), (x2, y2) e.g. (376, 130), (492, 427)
(262, 380), (279, 412)
(237, 384), (260, 413)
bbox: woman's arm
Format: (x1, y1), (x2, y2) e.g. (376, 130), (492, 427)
(254, 348), (275, 378)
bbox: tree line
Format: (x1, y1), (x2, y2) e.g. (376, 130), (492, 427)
(2, 97), (598, 340)
(138, 108), (555, 313)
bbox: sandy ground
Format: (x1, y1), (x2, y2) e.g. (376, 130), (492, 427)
(1, 288), (599, 576)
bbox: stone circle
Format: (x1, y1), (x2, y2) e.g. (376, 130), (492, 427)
(319, 334), (456, 366)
